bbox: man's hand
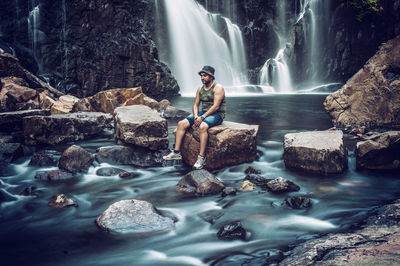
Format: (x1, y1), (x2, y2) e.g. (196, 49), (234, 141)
(194, 116), (203, 127)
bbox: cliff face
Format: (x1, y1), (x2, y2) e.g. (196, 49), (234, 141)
(0, 0), (179, 99)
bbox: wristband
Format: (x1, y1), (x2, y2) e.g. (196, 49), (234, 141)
(201, 116), (205, 120)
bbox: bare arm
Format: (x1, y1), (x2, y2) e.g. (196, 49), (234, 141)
(200, 84), (225, 119)
(192, 87), (201, 118)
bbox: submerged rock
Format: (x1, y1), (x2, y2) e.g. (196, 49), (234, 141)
(19, 186), (37, 196)
(35, 170), (74, 181)
(95, 199), (174, 235)
(266, 177), (300, 193)
(29, 150), (60, 166)
(217, 221), (247, 241)
(58, 145), (94, 173)
(180, 121), (259, 169)
(96, 167), (125, 176)
(198, 210), (224, 224)
(221, 187), (237, 197)
(114, 105), (168, 150)
(48, 194), (77, 208)
(284, 196), (312, 209)
(176, 169), (225, 196)
(0, 142), (23, 163)
(356, 131), (400, 170)
(0, 188), (18, 203)
(283, 130), (347, 174)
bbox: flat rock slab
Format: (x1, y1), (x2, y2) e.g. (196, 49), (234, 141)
(23, 112), (113, 145)
(180, 121), (259, 169)
(356, 131), (400, 170)
(283, 130), (347, 174)
(114, 105), (168, 150)
(0, 109), (50, 132)
(95, 199), (174, 235)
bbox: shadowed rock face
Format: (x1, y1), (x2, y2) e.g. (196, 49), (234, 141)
(23, 112), (113, 145)
(95, 199), (174, 235)
(324, 35), (400, 131)
(180, 121), (259, 170)
(283, 130), (347, 174)
(356, 131), (400, 170)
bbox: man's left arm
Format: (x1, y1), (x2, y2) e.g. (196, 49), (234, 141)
(200, 85), (224, 119)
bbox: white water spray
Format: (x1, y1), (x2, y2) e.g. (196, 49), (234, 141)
(157, 0), (248, 95)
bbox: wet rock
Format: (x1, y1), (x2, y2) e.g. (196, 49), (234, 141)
(51, 95), (79, 114)
(280, 200), (400, 265)
(212, 249), (284, 266)
(23, 112), (112, 145)
(284, 196), (312, 209)
(283, 130), (347, 174)
(0, 109), (50, 133)
(0, 142), (23, 163)
(176, 169), (225, 196)
(240, 180), (256, 191)
(118, 171), (140, 179)
(221, 187), (237, 197)
(0, 188), (17, 203)
(181, 121), (259, 169)
(0, 135), (13, 143)
(38, 91), (56, 110)
(34, 170), (74, 181)
(324, 35), (400, 130)
(48, 194), (77, 208)
(244, 166), (261, 175)
(95, 145), (168, 167)
(266, 177), (300, 193)
(29, 150), (60, 166)
(114, 105), (168, 150)
(356, 131), (400, 170)
(95, 199), (174, 235)
(59, 145), (94, 173)
(73, 87), (159, 113)
(19, 186), (37, 196)
(198, 210), (224, 224)
(244, 174), (270, 190)
(96, 167), (125, 176)
(160, 103), (190, 120)
(217, 221), (247, 241)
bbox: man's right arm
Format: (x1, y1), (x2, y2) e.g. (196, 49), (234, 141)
(192, 87), (201, 118)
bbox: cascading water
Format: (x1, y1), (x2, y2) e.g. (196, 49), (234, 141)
(28, 0), (42, 73)
(156, 0), (248, 95)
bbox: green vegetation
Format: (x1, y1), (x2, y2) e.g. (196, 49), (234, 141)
(349, 0), (382, 22)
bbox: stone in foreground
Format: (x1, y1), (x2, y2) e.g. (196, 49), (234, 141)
(95, 199), (174, 235)
(180, 121), (259, 169)
(23, 112), (112, 145)
(176, 169), (225, 196)
(356, 131), (400, 170)
(48, 194), (77, 208)
(114, 105), (168, 150)
(283, 130), (347, 174)
(58, 145), (94, 173)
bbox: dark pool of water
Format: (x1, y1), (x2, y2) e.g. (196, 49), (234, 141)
(1, 95), (399, 266)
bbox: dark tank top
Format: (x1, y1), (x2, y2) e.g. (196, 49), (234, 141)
(199, 83), (226, 119)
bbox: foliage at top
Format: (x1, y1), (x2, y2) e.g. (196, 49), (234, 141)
(349, 0), (383, 22)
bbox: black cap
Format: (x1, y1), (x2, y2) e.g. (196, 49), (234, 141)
(198, 65), (215, 79)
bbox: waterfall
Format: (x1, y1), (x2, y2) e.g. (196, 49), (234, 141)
(156, 0), (248, 95)
(28, 0), (42, 73)
(62, 0), (68, 82)
(259, 48), (292, 93)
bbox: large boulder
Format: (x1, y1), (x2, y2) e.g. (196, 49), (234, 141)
(180, 121), (259, 169)
(114, 105), (168, 150)
(95, 145), (168, 167)
(23, 112), (113, 145)
(324, 35), (400, 131)
(73, 87), (159, 113)
(0, 142), (23, 163)
(95, 199), (174, 235)
(356, 131), (400, 170)
(1, 77), (39, 111)
(0, 109), (50, 133)
(283, 130), (347, 174)
(176, 169), (225, 196)
(58, 145), (94, 173)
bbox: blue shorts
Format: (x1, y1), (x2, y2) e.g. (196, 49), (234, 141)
(185, 111), (223, 127)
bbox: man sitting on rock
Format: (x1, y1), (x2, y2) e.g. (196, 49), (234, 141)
(163, 65), (226, 169)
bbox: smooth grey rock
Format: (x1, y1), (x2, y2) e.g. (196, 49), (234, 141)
(266, 177), (300, 193)
(95, 199), (174, 235)
(114, 105), (168, 150)
(356, 131), (400, 170)
(283, 130), (347, 174)
(176, 169), (225, 196)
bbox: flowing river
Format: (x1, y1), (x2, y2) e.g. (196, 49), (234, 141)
(1, 94), (399, 266)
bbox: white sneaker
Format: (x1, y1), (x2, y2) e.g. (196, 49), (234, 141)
(193, 155), (205, 169)
(163, 150), (182, 160)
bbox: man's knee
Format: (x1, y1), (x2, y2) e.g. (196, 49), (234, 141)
(178, 119), (190, 129)
(199, 122), (209, 133)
